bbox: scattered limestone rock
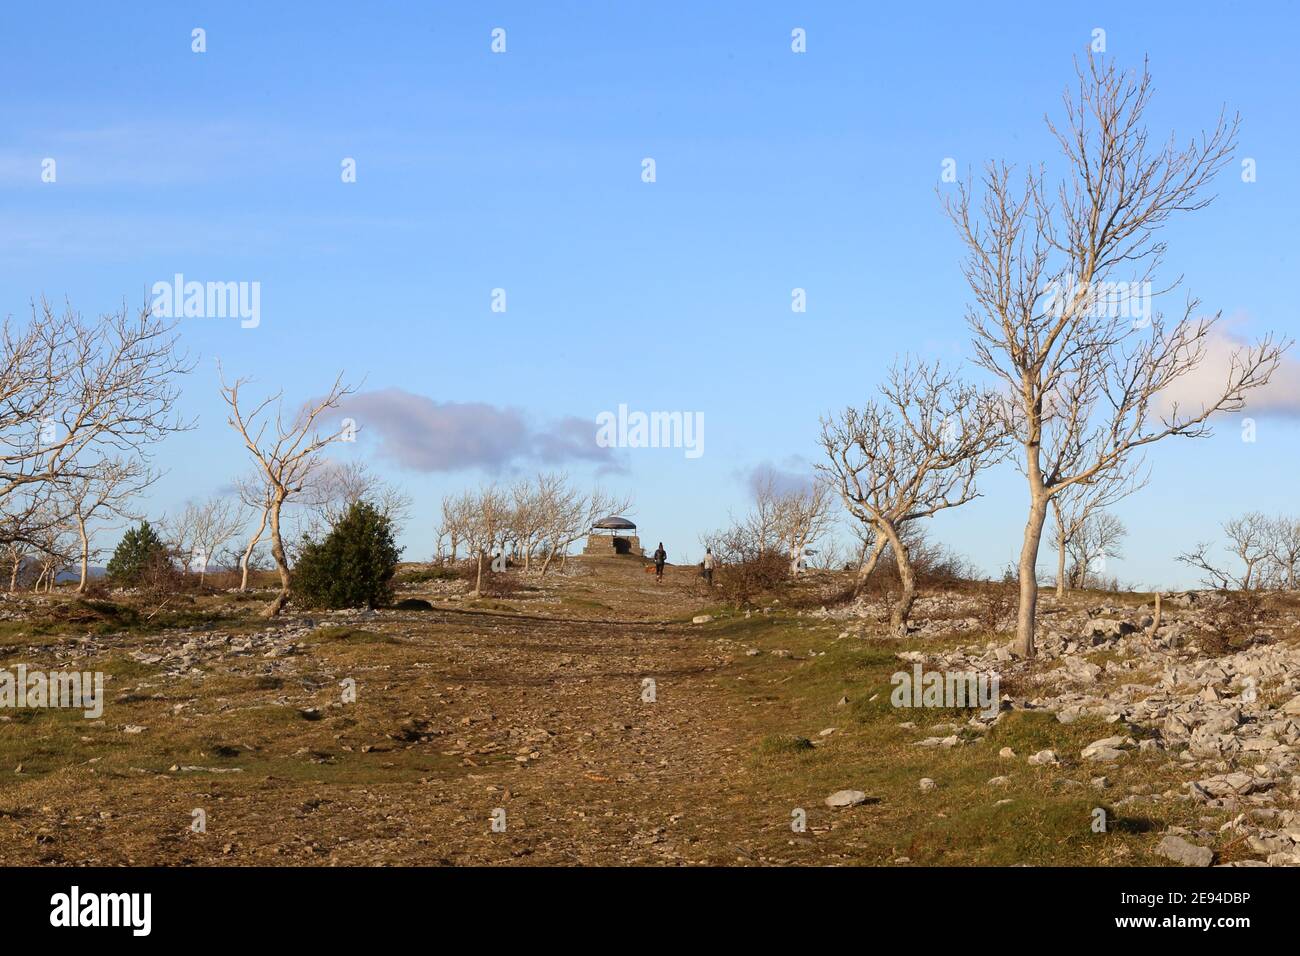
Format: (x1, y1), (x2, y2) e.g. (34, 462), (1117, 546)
(1081, 736), (1131, 762)
(1155, 834), (1214, 867)
(825, 789), (870, 809)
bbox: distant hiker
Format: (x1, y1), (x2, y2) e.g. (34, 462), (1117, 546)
(653, 543), (667, 582)
(703, 547), (715, 587)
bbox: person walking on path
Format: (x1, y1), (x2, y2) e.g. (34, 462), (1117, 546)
(703, 547), (715, 588)
(653, 543), (667, 582)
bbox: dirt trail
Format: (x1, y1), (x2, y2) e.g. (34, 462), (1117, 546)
(0, 560), (795, 865)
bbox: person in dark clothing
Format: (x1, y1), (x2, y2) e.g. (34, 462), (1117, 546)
(653, 543), (667, 582)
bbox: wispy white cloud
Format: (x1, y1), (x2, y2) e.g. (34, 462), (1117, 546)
(1155, 319), (1300, 421)
(339, 388), (623, 474)
(738, 456), (817, 498)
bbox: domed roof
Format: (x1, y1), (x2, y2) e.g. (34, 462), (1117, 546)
(592, 515), (636, 530)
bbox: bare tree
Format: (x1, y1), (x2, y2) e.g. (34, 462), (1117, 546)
(27, 507), (78, 593)
(1179, 511), (1273, 591)
(534, 476), (632, 577)
(301, 459), (412, 543)
(60, 458), (158, 592)
(844, 515), (888, 587)
(462, 485), (509, 596)
(0, 300), (192, 535)
(219, 367), (357, 615)
(807, 534), (849, 572)
(437, 490), (475, 564)
(166, 495), (247, 584)
(1, 539), (30, 592)
(1264, 515), (1300, 591)
(1064, 510), (1127, 589)
(749, 473), (835, 576)
(945, 53), (1288, 655)
(507, 476), (551, 572)
(233, 471), (273, 591)
(318, 459), (411, 525)
(0, 507), (38, 591)
(1049, 466), (1146, 596)
(819, 358), (1007, 633)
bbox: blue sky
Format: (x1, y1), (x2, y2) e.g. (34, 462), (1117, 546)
(2, 1), (1297, 588)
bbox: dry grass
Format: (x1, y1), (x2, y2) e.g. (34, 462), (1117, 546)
(0, 562), (1269, 865)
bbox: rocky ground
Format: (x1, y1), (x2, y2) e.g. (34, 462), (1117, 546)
(818, 588), (1300, 865)
(1, 560), (1296, 866)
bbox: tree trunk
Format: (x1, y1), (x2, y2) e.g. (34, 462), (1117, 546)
(263, 493), (290, 617)
(881, 521), (916, 635)
(540, 545), (558, 577)
(240, 506), (270, 591)
(77, 515), (90, 593)
(1054, 510), (1066, 598)
(1015, 493), (1050, 657)
(474, 551), (484, 596)
(852, 534), (887, 596)
(9, 558), (19, 592)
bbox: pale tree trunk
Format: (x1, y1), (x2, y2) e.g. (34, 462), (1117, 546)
(540, 545), (558, 577)
(474, 551), (485, 596)
(1055, 515), (1067, 599)
(853, 535), (887, 596)
(76, 515), (90, 593)
(880, 521), (916, 635)
(1015, 491), (1050, 657)
(240, 506), (269, 591)
(9, 558), (19, 592)
(264, 492), (291, 617)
